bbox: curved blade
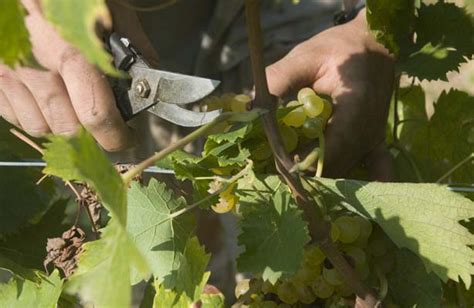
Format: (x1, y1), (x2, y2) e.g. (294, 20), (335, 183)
(148, 103), (222, 127)
(155, 70), (220, 105)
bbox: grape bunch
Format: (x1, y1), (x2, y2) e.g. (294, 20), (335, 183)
(199, 88), (333, 157)
(234, 214), (396, 307)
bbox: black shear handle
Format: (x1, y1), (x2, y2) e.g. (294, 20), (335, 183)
(107, 33), (139, 121)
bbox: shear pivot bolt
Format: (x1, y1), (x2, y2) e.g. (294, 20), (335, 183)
(135, 79), (151, 98)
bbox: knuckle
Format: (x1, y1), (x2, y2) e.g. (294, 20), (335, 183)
(79, 109), (112, 132)
(57, 47), (84, 73)
(25, 126), (50, 138)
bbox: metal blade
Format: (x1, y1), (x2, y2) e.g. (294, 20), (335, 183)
(148, 103), (222, 127)
(0, 161), (175, 175)
(124, 65), (220, 121)
(154, 70), (220, 105)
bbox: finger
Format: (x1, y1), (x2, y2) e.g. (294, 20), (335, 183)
(15, 67), (80, 136)
(265, 45), (320, 98)
(0, 68), (50, 137)
(57, 48), (134, 151)
(0, 90), (20, 127)
(322, 86), (367, 177)
(364, 142), (394, 182)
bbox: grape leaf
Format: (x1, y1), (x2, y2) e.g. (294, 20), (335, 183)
(237, 189), (310, 284)
(201, 292), (225, 308)
(175, 237), (210, 301)
(41, 0), (116, 74)
(206, 124), (253, 148)
(0, 270), (62, 308)
(43, 130), (148, 306)
(153, 283), (190, 308)
(43, 128), (127, 225)
(366, 0), (415, 55)
(316, 178), (474, 288)
(66, 218), (147, 307)
(0, 199), (69, 270)
(399, 90), (474, 183)
(388, 249), (442, 308)
(0, 0), (32, 66)
(0, 161), (56, 237)
(127, 179), (200, 291)
(416, 2), (473, 58)
(400, 43), (468, 81)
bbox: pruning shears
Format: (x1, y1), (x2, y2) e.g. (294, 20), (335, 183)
(108, 33), (221, 126)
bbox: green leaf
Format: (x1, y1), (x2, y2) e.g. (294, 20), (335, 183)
(366, 0), (415, 55)
(0, 199), (69, 270)
(153, 283), (190, 308)
(43, 128), (127, 225)
(0, 0), (32, 66)
(41, 0), (117, 74)
(388, 249), (442, 308)
(127, 179), (196, 289)
(175, 237), (210, 301)
(206, 124), (253, 149)
(237, 189), (310, 284)
(416, 2), (473, 58)
(400, 43), (468, 81)
(0, 161), (56, 237)
(399, 90), (474, 183)
(200, 292), (225, 308)
(400, 2), (474, 80)
(0, 270), (63, 308)
(66, 218), (147, 307)
(316, 177), (474, 287)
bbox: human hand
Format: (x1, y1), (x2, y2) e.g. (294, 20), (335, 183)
(0, 0), (134, 151)
(266, 10), (395, 180)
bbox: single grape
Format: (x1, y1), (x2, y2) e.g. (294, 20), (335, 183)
(235, 279), (250, 299)
(200, 96), (223, 111)
(292, 281), (317, 304)
(276, 281), (298, 305)
(311, 276), (335, 299)
(304, 245), (325, 265)
(261, 280), (277, 294)
(297, 87), (316, 102)
(319, 99), (333, 121)
(291, 263), (322, 284)
(283, 100), (306, 127)
(334, 216), (361, 244)
(220, 93), (237, 111)
(231, 94), (252, 112)
(331, 222), (341, 242)
(367, 230), (393, 257)
(356, 263), (370, 279)
(252, 141), (273, 161)
(322, 266), (344, 286)
(302, 117), (325, 139)
(279, 125), (299, 152)
(373, 252), (395, 274)
(301, 94), (325, 118)
(335, 283), (353, 297)
(250, 301), (278, 308)
(344, 246), (366, 267)
(352, 216), (373, 247)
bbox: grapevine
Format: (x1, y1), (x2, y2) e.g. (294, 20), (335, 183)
(0, 0), (473, 308)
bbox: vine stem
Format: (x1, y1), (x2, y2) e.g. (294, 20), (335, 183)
(9, 128), (99, 235)
(390, 143), (423, 182)
(291, 147), (319, 173)
(244, 1), (378, 306)
(392, 74), (401, 143)
(121, 113), (232, 184)
(315, 133), (325, 178)
(169, 161), (253, 219)
(436, 153), (474, 184)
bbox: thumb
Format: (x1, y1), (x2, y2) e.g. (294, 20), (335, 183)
(265, 50), (317, 98)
